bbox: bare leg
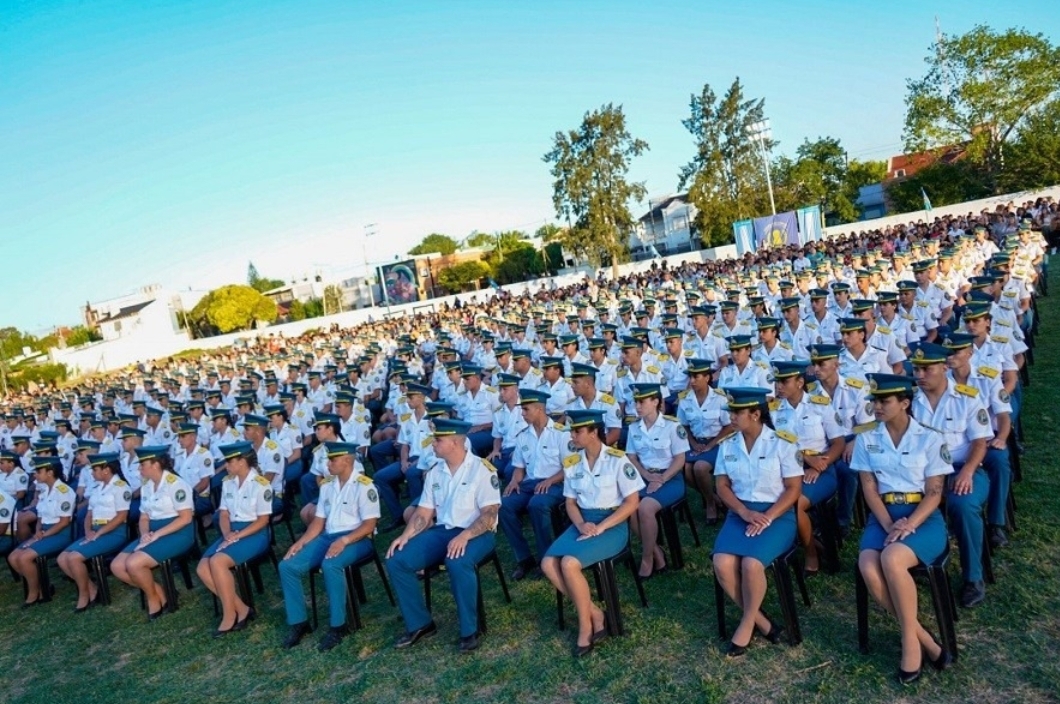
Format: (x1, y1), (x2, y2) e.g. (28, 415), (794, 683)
(59, 552), (95, 607)
(126, 553), (164, 614)
(797, 495), (818, 572)
(560, 556), (604, 647)
(209, 553), (246, 630)
(11, 549), (41, 602)
(636, 497), (662, 577)
(732, 558), (769, 646)
(881, 543), (939, 671)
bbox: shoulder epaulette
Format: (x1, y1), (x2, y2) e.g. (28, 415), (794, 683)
(677, 390), (689, 400)
(400, 413), (412, 422)
(563, 453), (580, 468)
(356, 474), (373, 485)
(877, 325), (892, 335)
(955, 384), (979, 398)
(852, 421), (879, 434)
(779, 342), (792, 349)
(718, 430), (738, 444)
(616, 369), (628, 378)
(321, 475), (335, 484)
(809, 395), (830, 405)
(56, 483), (70, 494)
(113, 478), (127, 487)
(265, 439), (278, 449)
(990, 335), (1009, 344)
(976, 366), (999, 379)
(254, 475), (270, 486)
(768, 399), (782, 412)
(646, 365), (660, 374)
(600, 393), (616, 404)
(553, 422), (566, 430)
(605, 447), (625, 457)
(481, 459), (497, 473)
(775, 429), (797, 443)
(713, 387), (726, 396)
(845, 377), (865, 389)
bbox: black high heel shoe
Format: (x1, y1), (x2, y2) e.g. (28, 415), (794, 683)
(897, 667), (922, 685)
(726, 639), (750, 658)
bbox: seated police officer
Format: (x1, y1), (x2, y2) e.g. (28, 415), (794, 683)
(385, 418), (501, 653)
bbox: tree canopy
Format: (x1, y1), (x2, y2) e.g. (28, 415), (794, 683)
(437, 261), (489, 294)
(903, 25), (1060, 192)
(544, 103), (648, 272)
(408, 233), (458, 256)
(247, 261), (285, 293)
(187, 284), (277, 336)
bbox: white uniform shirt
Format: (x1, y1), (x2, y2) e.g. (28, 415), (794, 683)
(716, 360), (773, 393)
(174, 445), (215, 495)
(805, 376), (873, 435)
(627, 415), (690, 471)
(838, 346), (890, 381)
(538, 378), (576, 416)
(568, 391), (623, 431)
(456, 387), (501, 426)
(256, 438), (285, 495)
(714, 428), (803, 502)
(36, 480), (76, 525)
(220, 469), (274, 522)
(772, 394), (844, 455)
(511, 422), (571, 481)
(491, 404), (528, 451)
(850, 418), (953, 494)
(318, 473), (382, 535)
(140, 471), (194, 520)
(912, 381), (993, 465)
(0, 466), (30, 499)
(87, 476), (132, 523)
(676, 388), (730, 440)
(561, 446), (645, 509)
(397, 411), (434, 459)
(420, 452), (501, 530)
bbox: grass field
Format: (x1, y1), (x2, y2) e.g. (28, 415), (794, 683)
(5, 279), (1060, 704)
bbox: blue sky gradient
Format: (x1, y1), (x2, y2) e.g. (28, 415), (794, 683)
(2, 0), (1056, 330)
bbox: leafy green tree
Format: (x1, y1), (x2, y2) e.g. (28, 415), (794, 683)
(303, 299), (324, 318)
(999, 97), (1060, 191)
(463, 231), (495, 249)
(188, 284), (278, 336)
(287, 299), (306, 321)
(544, 103), (648, 273)
(885, 160), (991, 213)
(542, 242), (565, 272)
(535, 223), (564, 242)
(7, 362), (68, 393)
(678, 78), (771, 247)
(65, 325), (102, 346)
(842, 159), (888, 218)
(0, 327), (39, 360)
(903, 25), (1060, 192)
(437, 261), (489, 293)
(492, 243), (546, 285)
(409, 233), (458, 256)
(247, 261), (285, 293)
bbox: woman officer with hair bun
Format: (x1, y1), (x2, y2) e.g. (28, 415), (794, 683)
(57, 453), (131, 611)
(197, 441), (273, 637)
(852, 373), (953, 684)
(541, 409), (644, 657)
(111, 445), (195, 620)
(711, 387), (803, 657)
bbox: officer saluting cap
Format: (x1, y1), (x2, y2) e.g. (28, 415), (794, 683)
(118, 427), (147, 440)
(809, 344), (842, 361)
(630, 383), (663, 400)
(908, 342), (951, 365)
(242, 414), (269, 428)
(430, 418), (473, 437)
(569, 363), (598, 379)
(940, 332), (975, 350)
(324, 442), (359, 458)
(495, 374), (520, 387)
(722, 387), (769, 410)
(567, 409), (606, 429)
(87, 452), (121, 468)
(518, 389), (551, 405)
(866, 373), (914, 397)
(771, 360), (810, 380)
(217, 442), (255, 461)
(405, 383), (432, 397)
(134, 445), (172, 462)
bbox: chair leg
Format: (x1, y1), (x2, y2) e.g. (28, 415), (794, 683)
(424, 570), (433, 614)
(556, 589), (565, 631)
(981, 510), (996, 585)
(345, 566), (363, 631)
(791, 551), (811, 607)
(597, 560), (623, 636)
(350, 566), (368, 605)
(773, 556), (802, 645)
(235, 565), (255, 609)
(177, 556), (195, 590)
(624, 551), (649, 607)
(713, 570), (727, 641)
(660, 508), (684, 570)
(372, 552), (396, 606)
(855, 566), (870, 654)
(491, 551), (512, 603)
(476, 574), (487, 635)
(818, 499), (842, 574)
(681, 500), (701, 547)
(927, 566), (959, 662)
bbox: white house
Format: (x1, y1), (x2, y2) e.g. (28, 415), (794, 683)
(633, 194), (699, 259)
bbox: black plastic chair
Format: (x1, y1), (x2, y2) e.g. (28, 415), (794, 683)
(656, 496), (701, 570)
(555, 538), (649, 636)
(307, 543), (395, 630)
(714, 545), (810, 646)
(422, 548), (511, 635)
(856, 544), (958, 660)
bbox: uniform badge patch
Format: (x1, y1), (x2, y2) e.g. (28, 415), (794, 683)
(123, 491), (131, 501)
(568, 440), (577, 452)
(676, 426), (687, 439)
(999, 389), (1010, 403)
(61, 501), (71, 512)
(0, 508), (8, 518)
(976, 408), (989, 426)
(204, 457), (212, 467)
(264, 489), (273, 501)
(940, 444), (952, 464)
(367, 488), (378, 502)
(623, 463), (636, 479)
(175, 489), (187, 502)
(490, 474), (500, 489)
(273, 453), (281, 463)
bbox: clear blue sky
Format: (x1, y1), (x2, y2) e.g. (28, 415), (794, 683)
(2, 0), (1056, 331)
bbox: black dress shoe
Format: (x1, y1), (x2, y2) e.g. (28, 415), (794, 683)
(512, 559), (537, 581)
(458, 632), (480, 653)
(590, 628), (609, 644)
(318, 626), (347, 652)
(282, 622), (313, 649)
(148, 607), (168, 621)
(21, 598), (45, 609)
(726, 640), (749, 658)
(960, 580), (986, 608)
(989, 526), (1009, 549)
(574, 642), (594, 658)
(233, 607), (256, 631)
(897, 667), (922, 685)
(762, 620), (785, 645)
(394, 621), (437, 649)
(929, 647), (953, 672)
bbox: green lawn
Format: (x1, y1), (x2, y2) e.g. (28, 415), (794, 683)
(5, 278), (1060, 704)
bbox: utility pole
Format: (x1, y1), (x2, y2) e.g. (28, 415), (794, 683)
(363, 224), (377, 308)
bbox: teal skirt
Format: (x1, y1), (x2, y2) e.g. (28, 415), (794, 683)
(713, 501), (796, 564)
(544, 509), (628, 568)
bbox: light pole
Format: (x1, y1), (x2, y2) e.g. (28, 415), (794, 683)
(748, 119), (777, 216)
(363, 224), (377, 308)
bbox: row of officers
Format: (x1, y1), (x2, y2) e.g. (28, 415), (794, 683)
(3, 336), (1017, 685)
